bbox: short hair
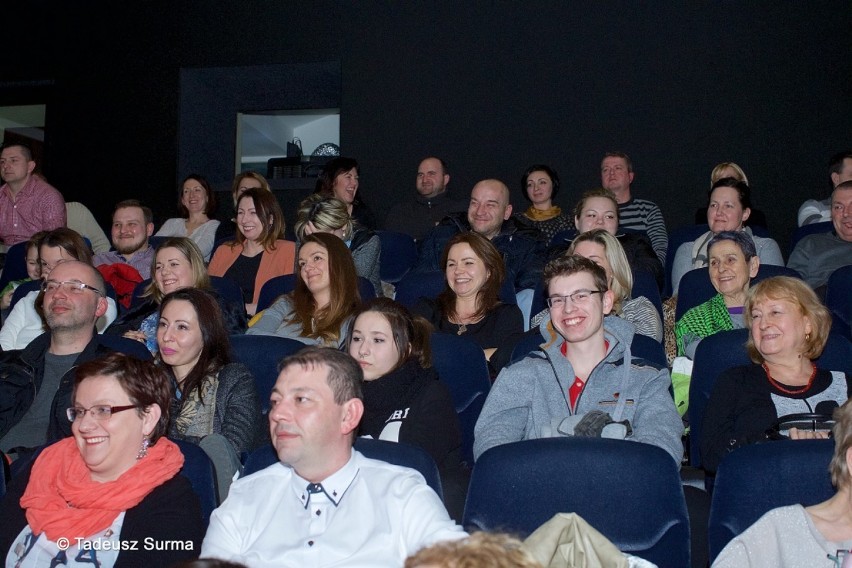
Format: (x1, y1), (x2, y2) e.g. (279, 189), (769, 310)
(278, 346), (363, 405)
(603, 151), (633, 172)
(707, 230), (757, 262)
(573, 187), (620, 224)
(143, 236), (211, 303)
(743, 276), (832, 363)
(26, 230), (47, 255)
(419, 156), (449, 176)
(437, 231), (506, 322)
(829, 151), (852, 178)
(294, 194), (354, 242)
(39, 227), (93, 265)
(345, 298), (434, 371)
(543, 254), (609, 298)
(833, 179), (852, 197)
(568, 229), (632, 313)
(230, 171), (271, 206)
(1, 142), (33, 161)
(830, 398), (852, 490)
(74, 353), (172, 443)
(177, 174), (217, 218)
(158, 288), (232, 401)
(234, 188), (285, 250)
(710, 162), (749, 187)
(114, 199), (154, 226)
(521, 164), (560, 201)
(404, 532), (541, 568)
(708, 177), (752, 211)
(314, 157), (360, 197)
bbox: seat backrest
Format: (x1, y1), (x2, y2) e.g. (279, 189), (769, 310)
(97, 334), (154, 360)
(632, 268), (663, 321)
(510, 326), (667, 368)
(826, 265), (852, 340)
(789, 220), (833, 252)
(173, 439), (219, 526)
(229, 334), (305, 413)
(708, 439), (834, 562)
(464, 438), (690, 568)
(256, 274), (376, 312)
(210, 275), (244, 307)
(9, 278), (42, 311)
(395, 270), (516, 309)
(430, 332), (491, 467)
(0, 241), (30, 293)
(665, 224), (710, 297)
(376, 230), (417, 283)
(242, 438), (443, 498)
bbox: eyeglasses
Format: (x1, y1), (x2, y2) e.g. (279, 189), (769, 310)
(42, 279), (104, 296)
(66, 404), (140, 422)
(546, 290), (604, 309)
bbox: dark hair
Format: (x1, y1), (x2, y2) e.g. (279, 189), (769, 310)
(74, 353), (173, 443)
(278, 346), (363, 404)
(40, 227), (93, 265)
(1, 142), (33, 161)
(114, 199), (154, 226)
(314, 157), (360, 197)
(437, 232), (505, 321)
(521, 164), (560, 201)
(707, 230), (757, 261)
(234, 187), (285, 250)
(543, 254), (609, 297)
(345, 298), (434, 372)
(420, 156), (449, 177)
(708, 176), (752, 211)
(157, 288), (231, 401)
(829, 151), (852, 178)
(603, 151), (633, 172)
(177, 174), (217, 218)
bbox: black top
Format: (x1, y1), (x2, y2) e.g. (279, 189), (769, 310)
(225, 252), (263, 304)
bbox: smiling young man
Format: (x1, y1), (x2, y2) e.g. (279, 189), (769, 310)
(201, 347), (465, 567)
(93, 200), (156, 279)
(473, 255), (683, 464)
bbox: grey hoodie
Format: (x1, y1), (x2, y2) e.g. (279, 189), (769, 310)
(473, 315), (683, 464)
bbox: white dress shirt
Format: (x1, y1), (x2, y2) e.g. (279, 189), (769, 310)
(201, 449), (466, 567)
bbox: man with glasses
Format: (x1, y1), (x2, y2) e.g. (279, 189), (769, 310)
(0, 260), (118, 458)
(473, 254), (682, 463)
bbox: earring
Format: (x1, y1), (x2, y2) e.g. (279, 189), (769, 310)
(805, 333), (811, 342)
(137, 436), (150, 460)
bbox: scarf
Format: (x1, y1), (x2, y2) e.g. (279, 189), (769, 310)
(360, 360), (435, 437)
(674, 293), (734, 356)
(174, 372), (219, 438)
(20, 436), (184, 543)
(524, 205), (562, 222)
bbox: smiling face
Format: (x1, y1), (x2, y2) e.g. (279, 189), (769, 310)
(181, 178), (208, 215)
(154, 247), (195, 295)
(25, 244), (41, 280)
(332, 168), (359, 205)
(749, 297), (813, 362)
(43, 261), (107, 332)
(236, 195), (266, 243)
(349, 311), (400, 381)
(468, 180), (511, 239)
(416, 158), (448, 198)
(575, 196), (619, 234)
(446, 242), (489, 300)
(299, 241), (331, 298)
(547, 271), (613, 345)
(39, 244), (76, 279)
(72, 374), (159, 483)
(111, 206), (153, 256)
(707, 185), (750, 233)
(157, 299), (204, 381)
(831, 187), (852, 242)
(525, 171), (554, 208)
(708, 239), (759, 305)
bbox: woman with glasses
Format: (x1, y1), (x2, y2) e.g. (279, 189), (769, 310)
(0, 353), (205, 566)
(0, 227), (118, 351)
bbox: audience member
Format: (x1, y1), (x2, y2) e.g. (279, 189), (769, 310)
(798, 151), (852, 226)
(385, 156), (467, 241)
(0, 143), (65, 247)
(65, 201), (111, 253)
(201, 346), (465, 566)
(156, 173), (221, 261)
(406, 532), (542, 568)
(600, 151), (668, 263)
(215, 171), (272, 245)
(694, 162), (768, 228)
(314, 156), (377, 229)
(0, 353), (205, 566)
(0, 230), (42, 310)
(473, 255), (683, 464)
(513, 164), (573, 242)
(93, 199), (156, 279)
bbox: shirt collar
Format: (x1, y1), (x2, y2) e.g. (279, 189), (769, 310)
(291, 449), (359, 509)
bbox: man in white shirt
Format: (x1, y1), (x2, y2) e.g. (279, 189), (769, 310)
(201, 346), (465, 567)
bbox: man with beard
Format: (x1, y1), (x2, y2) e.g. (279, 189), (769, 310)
(93, 199), (156, 279)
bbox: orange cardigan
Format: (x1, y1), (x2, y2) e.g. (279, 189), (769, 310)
(208, 240), (296, 306)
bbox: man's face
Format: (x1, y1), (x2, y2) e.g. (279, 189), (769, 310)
(416, 158), (449, 198)
(468, 181), (511, 239)
(547, 272), (613, 345)
(831, 158), (852, 188)
(43, 261), (106, 333)
(831, 187), (852, 242)
(0, 145), (35, 186)
(111, 206), (153, 255)
(600, 157), (634, 196)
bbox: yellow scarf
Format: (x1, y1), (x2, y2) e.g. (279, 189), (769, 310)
(525, 205), (562, 222)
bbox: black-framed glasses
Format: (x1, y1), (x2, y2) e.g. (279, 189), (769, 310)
(546, 290), (604, 309)
(66, 405), (140, 422)
(42, 279), (105, 297)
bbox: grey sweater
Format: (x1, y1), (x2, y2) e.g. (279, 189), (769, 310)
(473, 315), (683, 464)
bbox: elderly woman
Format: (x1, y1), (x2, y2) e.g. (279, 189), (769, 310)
(514, 164), (573, 242)
(714, 398), (852, 566)
(675, 231), (760, 359)
(314, 157), (377, 229)
(701, 276), (851, 473)
(0, 353), (205, 566)
(155, 174), (220, 261)
(672, 177), (782, 294)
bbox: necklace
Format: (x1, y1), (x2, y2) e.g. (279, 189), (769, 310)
(762, 361), (817, 395)
(457, 323), (467, 335)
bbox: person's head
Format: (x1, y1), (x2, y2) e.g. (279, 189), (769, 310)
(111, 200), (154, 256)
(829, 151), (852, 189)
(25, 231), (45, 280)
(0, 143), (35, 187)
(157, 288), (231, 398)
(707, 177), (752, 234)
(744, 276), (831, 364)
(829, 399), (852, 491)
(600, 152), (634, 198)
(543, 254), (613, 343)
(710, 162), (749, 187)
(38, 227), (92, 279)
(294, 193), (353, 242)
(315, 157), (360, 206)
(346, 298), (433, 381)
(468, 179), (512, 239)
(440, 232), (505, 311)
(405, 532), (542, 568)
(178, 174), (217, 218)
(268, 346), (364, 481)
(830, 180), (852, 242)
(231, 171), (270, 208)
(573, 187), (619, 234)
(42, 260), (108, 334)
(568, 229), (632, 313)
(707, 231), (759, 305)
(522, 165), (560, 208)
(235, 187), (285, 248)
(146, 237), (209, 303)
(416, 157), (450, 199)
(70, 353), (171, 482)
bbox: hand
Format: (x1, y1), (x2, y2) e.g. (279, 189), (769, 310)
(304, 221), (319, 236)
(788, 427), (830, 440)
(123, 330), (147, 344)
(246, 303), (258, 317)
(0, 289), (13, 309)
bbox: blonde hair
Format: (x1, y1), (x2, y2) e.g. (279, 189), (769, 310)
(830, 399), (852, 490)
(568, 229), (633, 314)
(294, 194), (353, 241)
(405, 532), (541, 568)
(710, 162), (749, 187)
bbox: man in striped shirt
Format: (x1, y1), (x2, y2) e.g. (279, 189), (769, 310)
(601, 152), (667, 263)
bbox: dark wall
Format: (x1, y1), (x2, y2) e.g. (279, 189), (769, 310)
(4, 1), (851, 253)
